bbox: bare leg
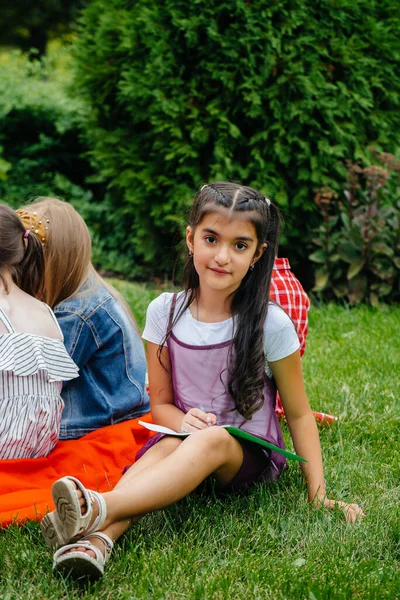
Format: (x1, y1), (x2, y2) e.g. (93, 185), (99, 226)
(102, 426), (243, 524)
(114, 435), (183, 490)
(59, 428), (244, 559)
(62, 436), (183, 558)
(72, 436), (183, 521)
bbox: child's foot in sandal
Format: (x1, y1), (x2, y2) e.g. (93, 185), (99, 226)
(53, 532), (113, 580)
(41, 476), (107, 550)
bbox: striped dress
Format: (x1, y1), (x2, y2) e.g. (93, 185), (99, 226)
(0, 306), (79, 459)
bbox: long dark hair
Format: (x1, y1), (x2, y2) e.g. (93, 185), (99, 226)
(0, 204), (45, 298)
(161, 182), (281, 420)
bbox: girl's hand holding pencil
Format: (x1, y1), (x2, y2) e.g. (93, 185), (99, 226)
(180, 406), (216, 433)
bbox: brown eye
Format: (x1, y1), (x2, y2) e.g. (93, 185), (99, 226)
(235, 242), (248, 250)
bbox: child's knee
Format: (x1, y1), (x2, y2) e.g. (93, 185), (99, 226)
(194, 426), (233, 454)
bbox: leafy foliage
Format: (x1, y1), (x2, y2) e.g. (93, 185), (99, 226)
(310, 151), (400, 305)
(0, 1), (87, 55)
(71, 0), (400, 277)
(0, 51), (101, 239)
(0, 51), (132, 273)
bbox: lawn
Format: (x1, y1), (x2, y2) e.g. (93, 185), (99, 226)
(0, 282), (399, 600)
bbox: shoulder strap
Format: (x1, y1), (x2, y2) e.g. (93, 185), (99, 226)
(43, 303), (64, 341)
(0, 307), (15, 333)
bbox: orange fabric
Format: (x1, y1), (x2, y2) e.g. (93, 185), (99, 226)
(0, 414), (152, 528)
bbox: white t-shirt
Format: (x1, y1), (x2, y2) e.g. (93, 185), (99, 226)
(142, 292), (300, 378)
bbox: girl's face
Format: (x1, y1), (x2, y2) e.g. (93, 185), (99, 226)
(186, 208), (266, 296)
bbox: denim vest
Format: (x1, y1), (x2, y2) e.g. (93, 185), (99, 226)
(54, 278), (149, 439)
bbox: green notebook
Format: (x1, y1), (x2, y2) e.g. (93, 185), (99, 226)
(138, 421), (307, 462)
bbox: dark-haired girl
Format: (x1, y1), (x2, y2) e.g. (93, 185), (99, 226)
(42, 183), (363, 579)
(0, 204), (78, 459)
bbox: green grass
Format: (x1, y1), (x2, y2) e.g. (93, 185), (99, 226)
(1, 286), (399, 599)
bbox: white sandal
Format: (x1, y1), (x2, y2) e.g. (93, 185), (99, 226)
(41, 476), (107, 550)
(53, 531), (113, 580)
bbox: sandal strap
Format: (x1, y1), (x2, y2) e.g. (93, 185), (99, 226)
(64, 476), (94, 534)
(85, 490), (107, 537)
(82, 532), (113, 561)
(54, 540), (102, 562)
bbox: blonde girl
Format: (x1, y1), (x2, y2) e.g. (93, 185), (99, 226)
(17, 198), (149, 440)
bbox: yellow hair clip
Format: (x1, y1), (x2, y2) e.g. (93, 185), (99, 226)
(16, 209), (49, 247)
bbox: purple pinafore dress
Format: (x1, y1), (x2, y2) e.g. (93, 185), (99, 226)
(137, 294), (287, 481)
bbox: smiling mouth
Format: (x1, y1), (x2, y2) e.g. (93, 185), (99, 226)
(210, 267), (230, 275)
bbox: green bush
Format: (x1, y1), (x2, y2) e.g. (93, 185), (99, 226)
(310, 151), (400, 305)
(0, 1), (87, 56)
(71, 0), (400, 277)
(0, 51), (94, 218)
(0, 50), (124, 271)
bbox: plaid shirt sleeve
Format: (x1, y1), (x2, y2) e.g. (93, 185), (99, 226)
(269, 258), (310, 358)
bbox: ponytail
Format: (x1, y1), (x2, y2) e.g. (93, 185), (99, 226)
(17, 231), (45, 299)
(0, 204), (45, 298)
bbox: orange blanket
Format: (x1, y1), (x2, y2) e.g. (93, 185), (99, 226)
(0, 415), (152, 528)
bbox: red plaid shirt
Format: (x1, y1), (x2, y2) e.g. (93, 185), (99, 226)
(270, 258), (310, 415)
(270, 258), (310, 357)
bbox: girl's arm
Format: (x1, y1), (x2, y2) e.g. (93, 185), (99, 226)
(270, 350), (364, 523)
(147, 341), (215, 432)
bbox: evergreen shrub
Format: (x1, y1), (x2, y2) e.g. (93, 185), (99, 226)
(0, 51), (121, 271)
(72, 0), (400, 278)
(0, 51), (94, 226)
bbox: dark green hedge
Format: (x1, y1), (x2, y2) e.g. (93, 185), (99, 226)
(0, 52), (119, 271)
(0, 52), (92, 208)
(71, 0), (400, 279)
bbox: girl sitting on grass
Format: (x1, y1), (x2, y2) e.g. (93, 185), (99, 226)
(41, 183), (364, 579)
(0, 204), (78, 459)
(17, 198), (149, 440)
